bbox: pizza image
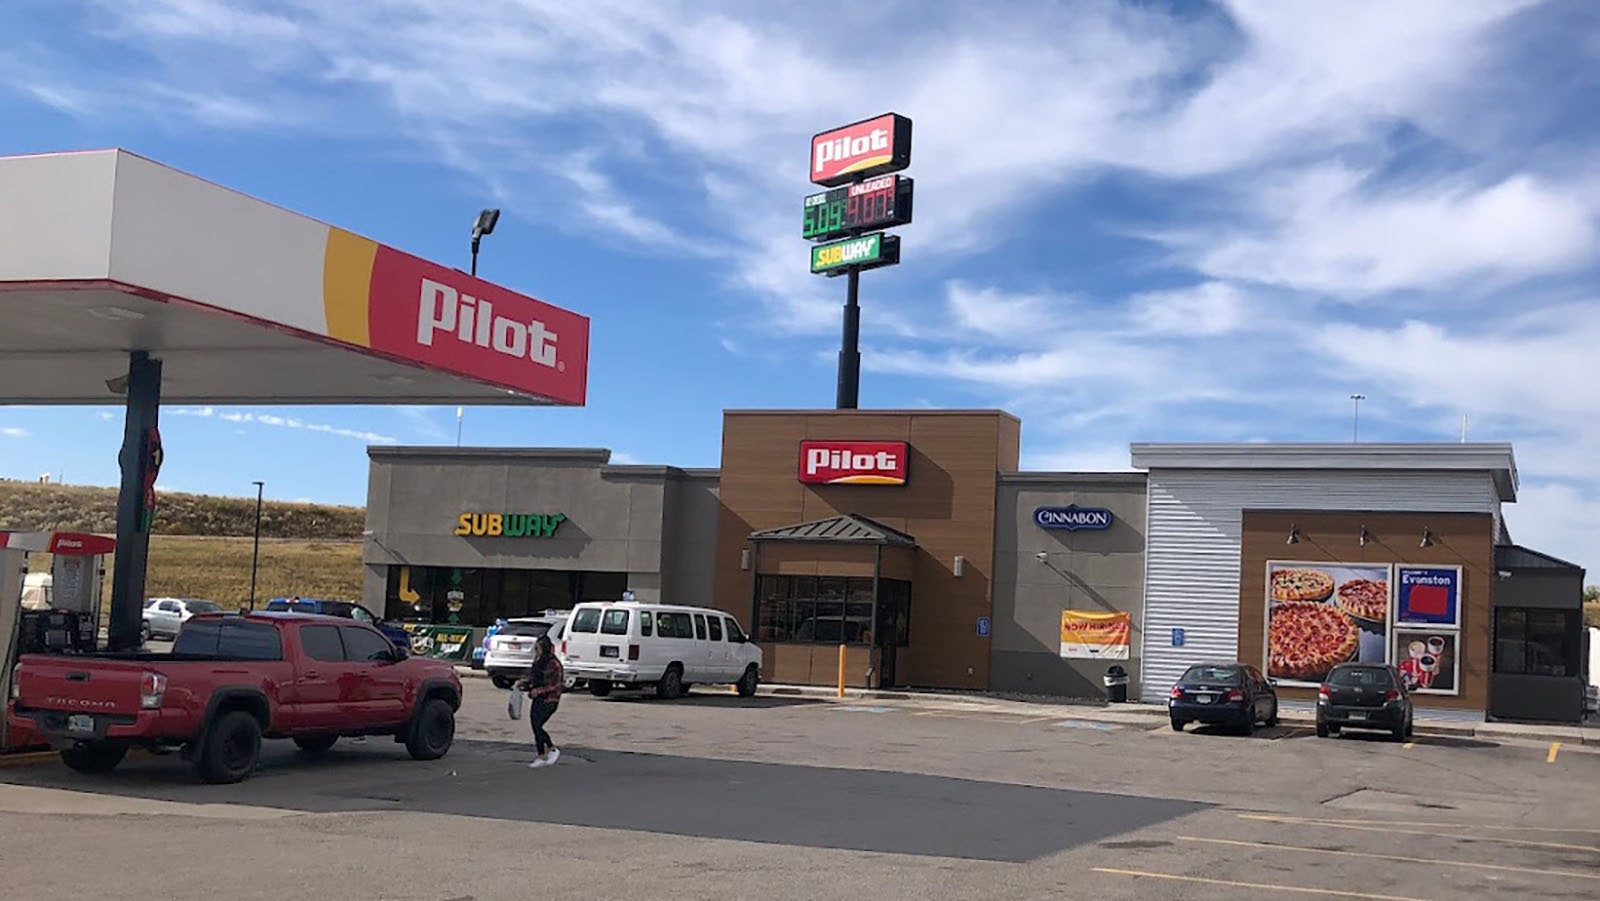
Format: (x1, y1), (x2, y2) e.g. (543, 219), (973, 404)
(1336, 578), (1389, 623)
(1268, 601), (1360, 680)
(1270, 567), (1336, 602)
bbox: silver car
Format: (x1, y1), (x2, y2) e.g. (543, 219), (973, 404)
(142, 597), (222, 641)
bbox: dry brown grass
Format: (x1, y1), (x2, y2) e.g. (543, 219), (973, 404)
(0, 480), (364, 539)
(29, 536), (366, 615)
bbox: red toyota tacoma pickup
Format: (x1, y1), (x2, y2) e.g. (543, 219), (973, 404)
(7, 611), (463, 783)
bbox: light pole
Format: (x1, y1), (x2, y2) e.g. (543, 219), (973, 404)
(1350, 394), (1366, 442)
(249, 481), (264, 610)
(469, 208), (500, 277)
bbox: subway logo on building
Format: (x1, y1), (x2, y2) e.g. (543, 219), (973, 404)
(453, 512), (567, 538)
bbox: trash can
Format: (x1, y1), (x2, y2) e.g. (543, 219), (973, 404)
(1103, 665), (1129, 703)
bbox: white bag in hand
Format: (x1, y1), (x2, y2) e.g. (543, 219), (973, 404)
(506, 689), (524, 721)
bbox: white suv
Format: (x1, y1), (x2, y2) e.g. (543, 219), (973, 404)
(560, 602), (761, 700)
(482, 613), (569, 689)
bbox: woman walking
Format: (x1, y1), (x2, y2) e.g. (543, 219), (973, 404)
(517, 634), (564, 768)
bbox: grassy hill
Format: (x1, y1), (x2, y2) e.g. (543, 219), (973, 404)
(0, 479), (364, 539)
(5, 481), (368, 610)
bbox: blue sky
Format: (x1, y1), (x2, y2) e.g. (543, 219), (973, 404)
(2, 1), (1599, 572)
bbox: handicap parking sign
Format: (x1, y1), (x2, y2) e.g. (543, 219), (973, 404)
(977, 616), (991, 637)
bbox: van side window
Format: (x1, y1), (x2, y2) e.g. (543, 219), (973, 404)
(655, 612), (693, 639)
(639, 612), (653, 637)
(600, 609), (630, 635)
(693, 614), (708, 640)
(570, 608), (601, 634)
(724, 618), (747, 643)
(707, 616), (723, 641)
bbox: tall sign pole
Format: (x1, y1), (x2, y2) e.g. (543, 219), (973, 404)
(804, 113), (914, 410)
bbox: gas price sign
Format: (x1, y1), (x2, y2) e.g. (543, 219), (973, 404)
(802, 175), (914, 242)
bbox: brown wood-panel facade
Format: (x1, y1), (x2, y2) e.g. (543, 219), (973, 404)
(713, 410), (1021, 690)
(1239, 510), (1494, 711)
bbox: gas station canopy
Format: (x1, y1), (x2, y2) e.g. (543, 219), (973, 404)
(0, 149), (590, 405)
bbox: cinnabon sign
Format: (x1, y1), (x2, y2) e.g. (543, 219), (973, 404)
(798, 440), (909, 485)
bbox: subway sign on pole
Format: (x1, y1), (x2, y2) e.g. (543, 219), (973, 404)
(810, 232), (901, 276)
(810, 114), (913, 187)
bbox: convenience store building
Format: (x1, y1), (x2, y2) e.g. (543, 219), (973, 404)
(362, 410), (1588, 722)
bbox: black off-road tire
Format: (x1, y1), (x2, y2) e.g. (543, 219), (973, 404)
(60, 741), (128, 774)
(197, 711), (262, 784)
(405, 698), (455, 761)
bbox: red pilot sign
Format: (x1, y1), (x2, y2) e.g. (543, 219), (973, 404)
(798, 440), (909, 485)
(809, 114), (913, 187)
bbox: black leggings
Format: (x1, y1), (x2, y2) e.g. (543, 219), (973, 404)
(530, 700), (558, 755)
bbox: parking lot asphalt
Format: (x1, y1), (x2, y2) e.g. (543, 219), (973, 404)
(3, 681), (1598, 900)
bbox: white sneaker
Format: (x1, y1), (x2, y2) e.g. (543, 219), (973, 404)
(528, 756), (548, 769)
(546, 747), (561, 765)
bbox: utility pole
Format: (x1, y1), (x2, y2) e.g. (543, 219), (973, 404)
(249, 481), (264, 610)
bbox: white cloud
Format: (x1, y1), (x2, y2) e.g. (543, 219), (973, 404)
(167, 407), (396, 444)
(1024, 443), (1137, 474)
(1173, 167), (1598, 296)
(1131, 282), (1249, 337)
(0, 427), (29, 438)
(609, 451), (641, 465)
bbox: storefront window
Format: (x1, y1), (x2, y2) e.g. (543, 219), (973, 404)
(383, 566), (633, 627)
(754, 575), (910, 646)
(1495, 608), (1579, 677)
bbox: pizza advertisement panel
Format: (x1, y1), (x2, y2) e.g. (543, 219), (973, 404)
(1264, 561), (1393, 687)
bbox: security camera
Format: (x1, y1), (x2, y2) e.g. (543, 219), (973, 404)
(1035, 551), (1049, 563)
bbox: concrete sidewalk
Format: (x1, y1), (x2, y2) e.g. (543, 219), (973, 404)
(457, 664), (1596, 746)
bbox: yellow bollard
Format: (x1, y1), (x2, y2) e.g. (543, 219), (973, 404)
(837, 643), (846, 698)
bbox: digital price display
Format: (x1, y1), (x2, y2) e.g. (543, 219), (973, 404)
(802, 175), (914, 241)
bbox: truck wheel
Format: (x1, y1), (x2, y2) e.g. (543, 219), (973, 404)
(491, 674), (517, 690)
(656, 665), (684, 700)
(293, 735), (338, 754)
(197, 711), (262, 784)
(60, 741), (128, 774)
(737, 665), (760, 698)
(406, 698), (455, 761)
(588, 679), (613, 698)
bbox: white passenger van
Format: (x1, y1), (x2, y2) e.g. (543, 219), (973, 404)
(559, 601), (762, 699)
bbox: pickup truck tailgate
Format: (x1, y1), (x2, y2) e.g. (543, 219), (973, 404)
(13, 655), (154, 717)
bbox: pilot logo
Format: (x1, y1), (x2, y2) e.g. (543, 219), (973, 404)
(454, 512), (567, 538)
(417, 279), (560, 369)
(798, 440), (909, 485)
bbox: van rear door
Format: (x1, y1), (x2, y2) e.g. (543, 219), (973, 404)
(562, 605), (606, 668)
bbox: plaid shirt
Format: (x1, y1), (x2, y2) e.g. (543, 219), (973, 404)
(527, 654), (564, 702)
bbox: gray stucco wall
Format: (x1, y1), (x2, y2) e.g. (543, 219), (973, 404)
(991, 473), (1148, 700)
(362, 448), (718, 609)
(663, 472), (721, 605)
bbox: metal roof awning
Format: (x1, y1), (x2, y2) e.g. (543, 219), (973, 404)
(749, 513), (917, 546)
(1495, 544), (1586, 575)
(0, 149), (590, 405)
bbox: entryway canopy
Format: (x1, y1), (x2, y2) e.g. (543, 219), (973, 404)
(748, 513), (916, 546)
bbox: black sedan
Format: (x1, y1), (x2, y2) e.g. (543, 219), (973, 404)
(1169, 663), (1279, 735)
(1316, 663), (1414, 740)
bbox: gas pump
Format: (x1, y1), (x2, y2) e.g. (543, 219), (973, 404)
(0, 531), (115, 751)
